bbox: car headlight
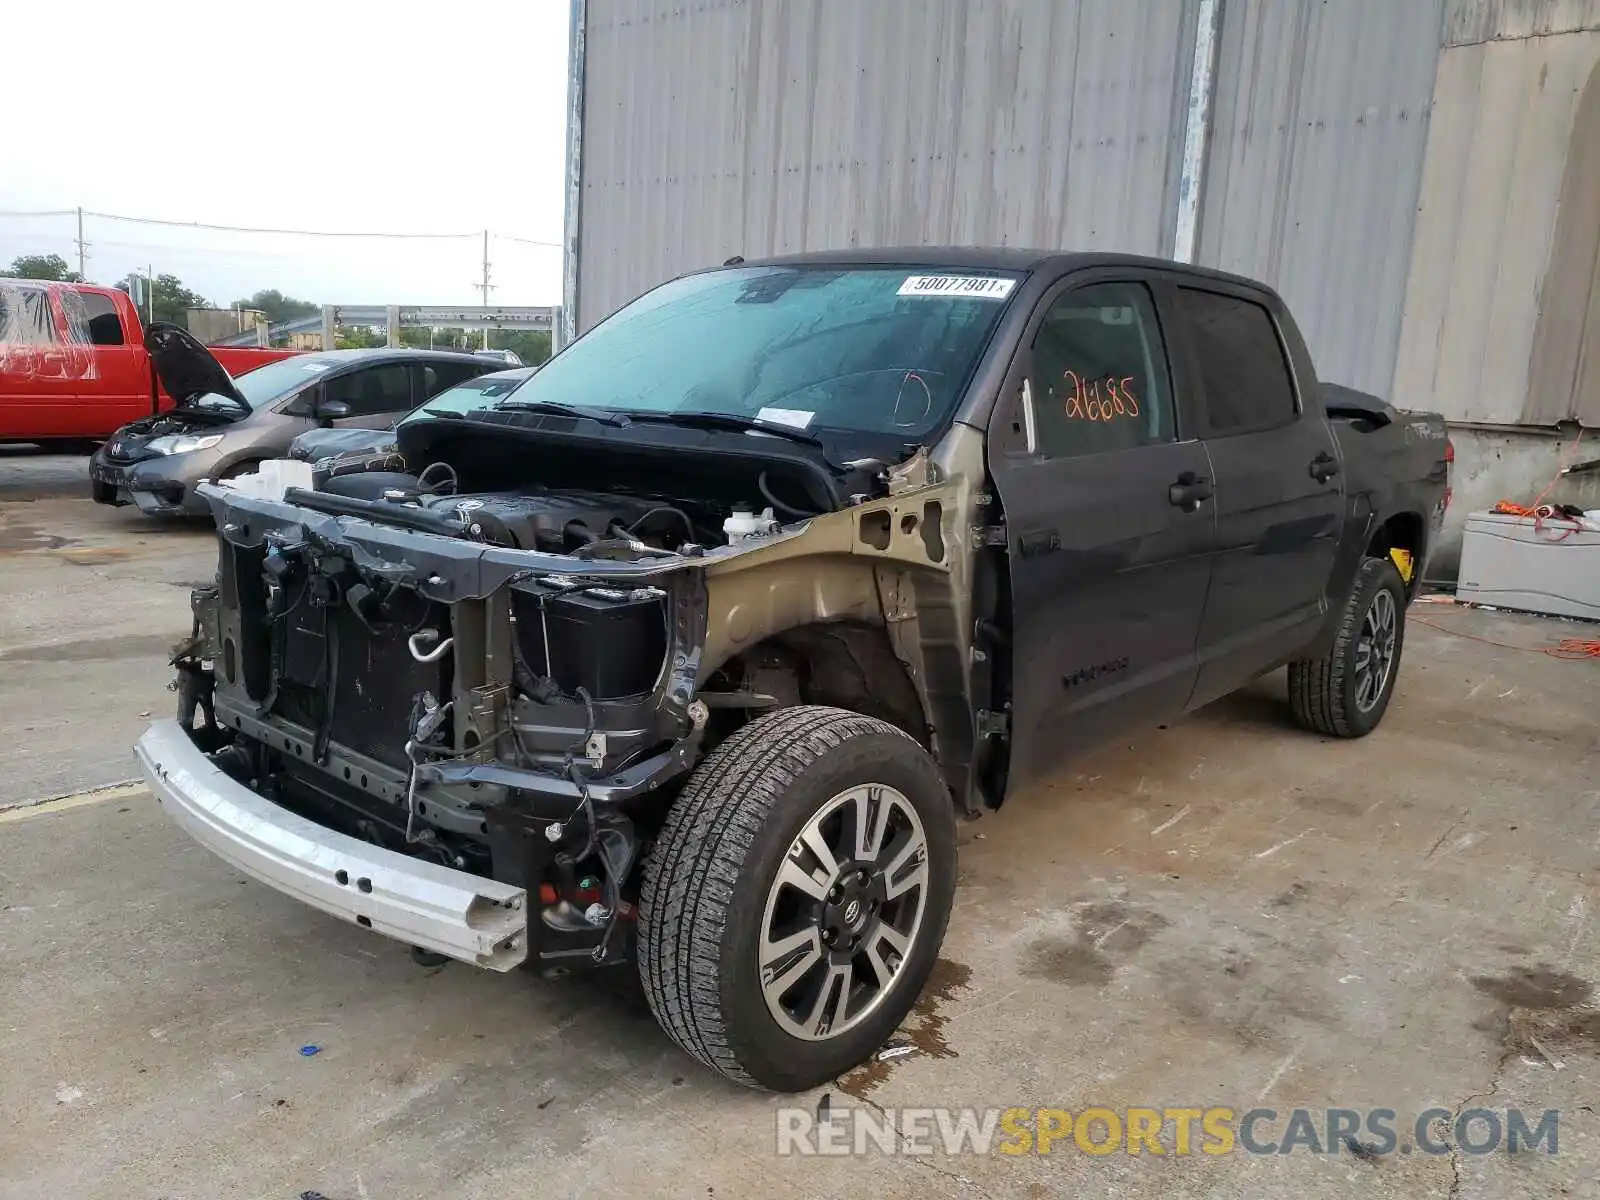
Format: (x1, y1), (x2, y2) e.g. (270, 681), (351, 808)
(145, 434), (224, 455)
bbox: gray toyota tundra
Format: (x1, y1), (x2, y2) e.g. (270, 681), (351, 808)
(138, 249), (1450, 1091)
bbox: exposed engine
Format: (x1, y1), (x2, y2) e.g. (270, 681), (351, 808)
(418, 489), (705, 554)
(306, 464), (749, 556)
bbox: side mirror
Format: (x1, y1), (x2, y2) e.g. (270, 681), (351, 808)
(317, 399), (352, 427)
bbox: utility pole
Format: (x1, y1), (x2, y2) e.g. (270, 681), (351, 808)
(480, 230), (492, 304)
(146, 264), (155, 324)
(74, 207), (88, 279)
(480, 229), (493, 351)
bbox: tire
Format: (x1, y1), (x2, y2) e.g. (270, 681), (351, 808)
(1288, 556), (1407, 738)
(638, 705), (957, 1091)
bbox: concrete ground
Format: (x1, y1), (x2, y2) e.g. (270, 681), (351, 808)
(1, 452), (1597, 1199)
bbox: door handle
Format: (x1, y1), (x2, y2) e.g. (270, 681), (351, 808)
(1167, 471), (1213, 511)
(1310, 452), (1340, 482)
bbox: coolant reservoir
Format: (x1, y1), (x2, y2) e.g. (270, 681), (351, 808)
(723, 505), (779, 541)
(214, 459), (314, 500)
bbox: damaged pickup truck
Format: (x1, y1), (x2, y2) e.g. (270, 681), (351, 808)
(137, 249), (1450, 1091)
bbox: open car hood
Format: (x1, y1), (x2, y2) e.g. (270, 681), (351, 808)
(144, 322), (249, 412)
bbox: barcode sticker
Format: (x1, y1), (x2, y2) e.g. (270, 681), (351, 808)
(897, 275), (1016, 300)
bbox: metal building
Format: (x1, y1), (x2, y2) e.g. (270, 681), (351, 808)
(562, 0), (1600, 571)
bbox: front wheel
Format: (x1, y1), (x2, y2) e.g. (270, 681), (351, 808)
(637, 706), (957, 1091)
(1288, 555), (1407, 737)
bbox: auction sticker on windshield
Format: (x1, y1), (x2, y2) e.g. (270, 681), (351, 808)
(898, 275), (1016, 300)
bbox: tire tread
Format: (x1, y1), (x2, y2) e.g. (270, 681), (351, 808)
(1288, 556), (1404, 738)
(637, 706), (926, 1087)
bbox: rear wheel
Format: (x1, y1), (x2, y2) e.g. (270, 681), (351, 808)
(638, 706), (956, 1091)
(1288, 556), (1407, 737)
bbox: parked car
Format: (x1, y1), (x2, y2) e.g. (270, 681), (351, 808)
(285, 366), (537, 469)
(138, 249), (1450, 1092)
(0, 279), (299, 447)
(473, 348), (524, 366)
(90, 327), (501, 515)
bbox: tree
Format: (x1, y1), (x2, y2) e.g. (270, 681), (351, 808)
(4, 253), (83, 283)
(498, 330), (552, 366)
(233, 288), (318, 326)
(115, 273), (211, 326)
(394, 327), (552, 364)
(335, 325), (386, 350)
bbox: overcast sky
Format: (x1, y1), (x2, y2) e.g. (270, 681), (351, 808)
(0, 1), (570, 308)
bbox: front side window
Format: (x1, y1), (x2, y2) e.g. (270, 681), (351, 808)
(1177, 288), (1297, 434)
(60, 290), (124, 346)
(421, 361), (485, 398)
(513, 266), (1019, 453)
(1025, 281), (1175, 459)
(324, 363), (413, 416)
(78, 292), (124, 345)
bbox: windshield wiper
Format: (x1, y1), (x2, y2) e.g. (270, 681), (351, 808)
(495, 399), (630, 427)
(620, 410), (822, 447)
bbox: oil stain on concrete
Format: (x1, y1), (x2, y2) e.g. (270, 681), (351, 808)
(1471, 965), (1592, 1010)
(1018, 900), (1170, 987)
(839, 957), (972, 1099)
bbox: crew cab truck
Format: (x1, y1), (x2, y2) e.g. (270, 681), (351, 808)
(0, 279), (297, 445)
(137, 250), (1449, 1091)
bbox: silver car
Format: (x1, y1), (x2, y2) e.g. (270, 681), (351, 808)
(90, 324), (499, 516)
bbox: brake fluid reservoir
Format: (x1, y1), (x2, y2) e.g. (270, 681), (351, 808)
(723, 505), (780, 541)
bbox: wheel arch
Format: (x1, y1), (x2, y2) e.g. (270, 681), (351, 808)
(1365, 508), (1427, 597)
(712, 621), (930, 750)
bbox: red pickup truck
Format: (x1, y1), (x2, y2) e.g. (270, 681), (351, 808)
(0, 279), (299, 447)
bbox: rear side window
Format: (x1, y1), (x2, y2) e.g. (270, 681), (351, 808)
(1025, 281), (1176, 459)
(1178, 289), (1297, 433)
(0, 285), (58, 344)
(78, 292), (124, 345)
(421, 361), (485, 398)
(324, 363), (413, 416)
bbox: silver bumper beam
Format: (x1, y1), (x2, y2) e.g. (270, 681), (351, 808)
(136, 719), (527, 970)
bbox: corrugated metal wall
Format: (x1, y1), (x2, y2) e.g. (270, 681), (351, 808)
(576, 0), (1201, 330)
(1392, 8), (1600, 425)
(1196, 0), (1445, 397)
(1444, 0), (1600, 45)
(572, 0), (1598, 430)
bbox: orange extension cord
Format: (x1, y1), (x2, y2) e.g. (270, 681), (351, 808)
(1412, 613), (1600, 660)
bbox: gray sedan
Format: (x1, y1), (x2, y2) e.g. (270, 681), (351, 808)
(90, 325), (499, 516)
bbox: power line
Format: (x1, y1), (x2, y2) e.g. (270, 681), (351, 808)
(0, 205), (559, 244)
(83, 209), (478, 240)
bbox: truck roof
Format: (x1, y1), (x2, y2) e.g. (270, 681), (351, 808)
(1, 278), (124, 298)
(736, 246), (1279, 294)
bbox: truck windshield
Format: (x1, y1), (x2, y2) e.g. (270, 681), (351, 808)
(511, 266), (1020, 448)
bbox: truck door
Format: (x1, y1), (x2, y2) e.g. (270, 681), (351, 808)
(1171, 285), (1345, 707)
(0, 283), (85, 440)
(62, 288), (148, 438)
(986, 276), (1215, 785)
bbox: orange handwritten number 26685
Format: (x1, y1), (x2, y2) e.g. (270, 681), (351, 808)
(1063, 371), (1140, 422)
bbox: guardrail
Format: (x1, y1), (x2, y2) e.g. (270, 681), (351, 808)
(214, 304), (562, 349)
